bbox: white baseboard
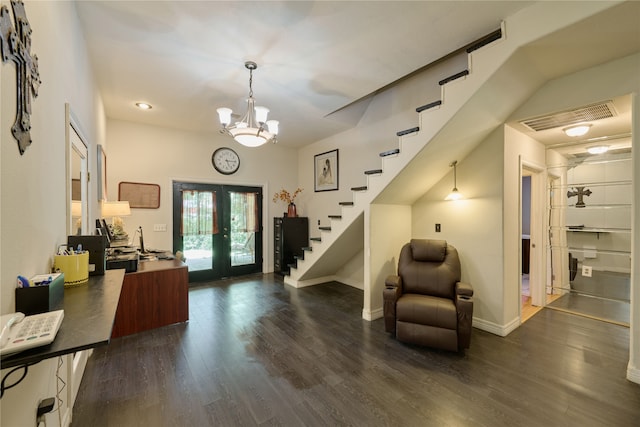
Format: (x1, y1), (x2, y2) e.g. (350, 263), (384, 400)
(363, 307), (383, 321)
(627, 363), (640, 385)
(472, 316), (520, 337)
(284, 275), (335, 288)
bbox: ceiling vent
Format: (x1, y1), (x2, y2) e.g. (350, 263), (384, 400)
(520, 101), (617, 132)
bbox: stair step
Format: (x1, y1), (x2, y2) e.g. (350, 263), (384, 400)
(294, 254), (304, 261)
(439, 70), (469, 86)
(466, 28), (502, 53)
(351, 186), (367, 191)
(288, 263), (297, 270)
(339, 202), (354, 206)
(319, 226), (332, 231)
(364, 169), (383, 175)
(328, 215), (342, 219)
(310, 237), (322, 242)
(379, 149), (400, 157)
(416, 100), (442, 113)
(396, 127), (419, 137)
(302, 246), (312, 252)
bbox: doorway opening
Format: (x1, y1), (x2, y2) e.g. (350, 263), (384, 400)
(545, 140), (632, 326)
(172, 181), (263, 283)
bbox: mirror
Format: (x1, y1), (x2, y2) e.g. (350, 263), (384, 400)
(66, 103), (89, 235)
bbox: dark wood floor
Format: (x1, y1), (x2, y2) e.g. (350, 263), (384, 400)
(72, 274), (640, 426)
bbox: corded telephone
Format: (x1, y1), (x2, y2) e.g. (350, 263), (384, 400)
(0, 310), (64, 356)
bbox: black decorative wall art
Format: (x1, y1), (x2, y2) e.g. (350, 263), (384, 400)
(0, 0), (41, 155)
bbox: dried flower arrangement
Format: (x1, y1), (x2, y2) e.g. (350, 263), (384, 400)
(272, 187), (303, 205)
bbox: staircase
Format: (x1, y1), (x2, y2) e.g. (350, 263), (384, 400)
(284, 28), (505, 288)
(283, 2), (620, 290)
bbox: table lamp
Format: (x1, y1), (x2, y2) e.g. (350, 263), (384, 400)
(101, 200), (131, 241)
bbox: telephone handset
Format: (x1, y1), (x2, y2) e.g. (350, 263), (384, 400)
(0, 310), (64, 356)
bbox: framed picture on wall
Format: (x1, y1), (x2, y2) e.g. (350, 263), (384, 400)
(97, 145), (107, 201)
(314, 149), (339, 192)
(118, 181), (161, 209)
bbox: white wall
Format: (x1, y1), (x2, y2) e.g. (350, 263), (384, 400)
(365, 204), (411, 320)
(412, 129), (505, 328)
(503, 125), (547, 327)
(1, 1), (104, 425)
(629, 92), (639, 384)
(105, 119), (299, 272)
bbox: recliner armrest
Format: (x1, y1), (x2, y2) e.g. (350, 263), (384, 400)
(384, 275), (403, 303)
(383, 275), (402, 334)
(455, 281), (473, 297)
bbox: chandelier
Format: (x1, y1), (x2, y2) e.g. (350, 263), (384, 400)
(217, 61), (279, 147)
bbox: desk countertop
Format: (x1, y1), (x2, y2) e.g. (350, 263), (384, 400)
(1, 269), (125, 370)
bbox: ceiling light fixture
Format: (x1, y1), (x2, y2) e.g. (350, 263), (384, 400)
(217, 61), (279, 147)
(563, 124), (591, 137)
(587, 145), (609, 155)
(445, 160), (464, 201)
(135, 102), (152, 110)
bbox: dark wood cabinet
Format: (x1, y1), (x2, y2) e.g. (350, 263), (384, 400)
(274, 217), (309, 275)
(111, 259), (188, 338)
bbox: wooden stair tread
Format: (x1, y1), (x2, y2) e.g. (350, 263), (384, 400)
(439, 70), (469, 86)
(416, 100), (442, 113)
(396, 127), (419, 137)
(379, 149), (400, 157)
(364, 169), (383, 175)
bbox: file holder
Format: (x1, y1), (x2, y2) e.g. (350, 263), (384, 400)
(15, 273), (64, 315)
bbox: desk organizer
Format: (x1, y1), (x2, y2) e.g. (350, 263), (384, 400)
(54, 252), (89, 287)
(15, 273), (64, 315)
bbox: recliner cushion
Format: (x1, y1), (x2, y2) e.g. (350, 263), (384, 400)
(396, 294), (457, 330)
(411, 239), (447, 262)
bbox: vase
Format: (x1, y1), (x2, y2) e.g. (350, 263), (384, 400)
(287, 203), (297, 218)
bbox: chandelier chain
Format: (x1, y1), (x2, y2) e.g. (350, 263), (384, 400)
(248, 68), (254, 98)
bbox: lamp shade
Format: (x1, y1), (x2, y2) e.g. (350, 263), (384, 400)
(217, 108), (232, 126)
(71, 200), (82, 217)
(254, 106), (269, 123)
(101, 201), (131, 217)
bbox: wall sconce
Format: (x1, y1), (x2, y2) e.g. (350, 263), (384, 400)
(445, 160), (464, 201)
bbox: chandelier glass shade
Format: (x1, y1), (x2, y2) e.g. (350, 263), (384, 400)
(217, 61), (279, 147)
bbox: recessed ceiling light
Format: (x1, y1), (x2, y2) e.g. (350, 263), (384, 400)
(587, 145), (609, 155)
(563, 124), (591, 137)
(135, 102), (152, 110)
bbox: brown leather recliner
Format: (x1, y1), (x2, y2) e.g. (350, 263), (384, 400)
(383, 239), (473, 351)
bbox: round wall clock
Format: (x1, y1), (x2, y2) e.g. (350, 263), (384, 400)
(212, 147), (240, 175)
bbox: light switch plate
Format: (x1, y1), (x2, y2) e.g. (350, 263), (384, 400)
(582, 265), (592, 277)
(153, 224), (167, 232)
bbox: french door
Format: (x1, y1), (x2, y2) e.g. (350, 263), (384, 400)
(172, 182), (263, 283)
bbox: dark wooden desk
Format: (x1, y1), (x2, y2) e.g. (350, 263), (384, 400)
(111, 259), (188, 338)
(1, 269), (125, 370)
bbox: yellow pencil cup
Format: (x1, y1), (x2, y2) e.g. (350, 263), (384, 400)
(54, 252), (89, 287)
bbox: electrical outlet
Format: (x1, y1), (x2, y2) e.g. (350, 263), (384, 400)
(153, 224), (167, 232)
(582, 265), (592, 277)
(435, 223), (441, 232)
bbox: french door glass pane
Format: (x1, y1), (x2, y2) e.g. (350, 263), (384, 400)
(230, 191), (256, 266)
(183, 234), (213, 272)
